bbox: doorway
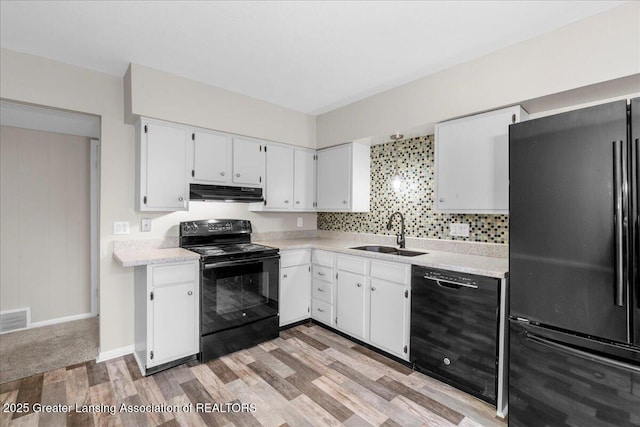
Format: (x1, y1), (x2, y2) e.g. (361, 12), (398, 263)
(0, 101), (100, 382)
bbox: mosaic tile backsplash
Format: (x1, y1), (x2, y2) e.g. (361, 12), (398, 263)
(317, 135), (509, 244)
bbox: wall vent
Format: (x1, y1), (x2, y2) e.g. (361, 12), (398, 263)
(0, 308), (30, 334)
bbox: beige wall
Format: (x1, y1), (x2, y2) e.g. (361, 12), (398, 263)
(125, 64), (317, 148)
(316, 2), (640, 148)
(1, 126), (91, 323)
(0, 48), (317, 355)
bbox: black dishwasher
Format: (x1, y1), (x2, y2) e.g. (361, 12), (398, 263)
(410, 265), (500, 404)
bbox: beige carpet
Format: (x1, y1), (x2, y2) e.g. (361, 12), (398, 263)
(0, 316), (99, 384)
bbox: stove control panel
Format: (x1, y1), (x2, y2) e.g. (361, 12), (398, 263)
(208, 222), (232, 232)
(180, 219), (252, 236)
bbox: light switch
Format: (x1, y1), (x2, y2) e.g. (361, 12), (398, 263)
(113, 221), (130, 235)
(297, 217), (303, 227)
(141, 218), (152, 232)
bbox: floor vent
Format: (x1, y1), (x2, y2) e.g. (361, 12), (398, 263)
(0, 308), (30, 334)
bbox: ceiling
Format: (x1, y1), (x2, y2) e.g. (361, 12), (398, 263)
(0, 1), (626, 115)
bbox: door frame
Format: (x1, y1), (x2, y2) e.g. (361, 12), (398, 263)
(90, 139), (100, 316)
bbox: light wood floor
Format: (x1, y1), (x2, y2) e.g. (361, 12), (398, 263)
(0, 323), (506, 426)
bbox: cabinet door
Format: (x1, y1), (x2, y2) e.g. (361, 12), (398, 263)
(141, 121), (189, 211)
(336, 270), (367, 340)
(317, 145), (351, 210)
(265, 144), (294, 209)
(232, 137), (264, 186)
(370, 278), (408, 359)
(192, 130), (230, 183)
(294, 148), (316, 210)
(435, 106), (525, 213)
(150, 281), (198, 367)
(279, 264), (311, 326)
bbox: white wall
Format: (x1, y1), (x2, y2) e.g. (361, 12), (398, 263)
(1, 126), (91, 323)
(125, 64), (317, 149)
(316, 2), (640, 147)
(0, 48), (317, 355)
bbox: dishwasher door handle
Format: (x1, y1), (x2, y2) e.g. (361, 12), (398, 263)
(423, 275), (478, 289)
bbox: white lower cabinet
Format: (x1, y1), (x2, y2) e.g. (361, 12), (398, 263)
(336, 254), (411, 360)
(336, 269), (368, 341)
(134, 260), (199, 374)
(278, 249), (410, 360)
(279, 250), (311, 327)
(369, 278), (409, 358)
(311, 250), (336, 326)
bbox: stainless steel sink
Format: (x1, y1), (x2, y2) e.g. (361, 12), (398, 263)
(350, 245), (427, 257)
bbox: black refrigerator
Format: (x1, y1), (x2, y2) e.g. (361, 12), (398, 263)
(508, 98), (640, 426)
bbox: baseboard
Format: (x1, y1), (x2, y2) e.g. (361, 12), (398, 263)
(96, 345), (134, 363)
(30, 312), (94, 328)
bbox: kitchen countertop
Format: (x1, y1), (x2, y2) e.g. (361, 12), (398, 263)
(113, 234), (508, 278)
(254, 237), (509, 279)
(114, 247), (200, 267)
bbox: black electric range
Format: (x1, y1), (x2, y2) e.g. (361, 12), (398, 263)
(179, 219), (280, 362)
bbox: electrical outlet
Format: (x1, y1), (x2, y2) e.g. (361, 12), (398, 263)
(449, 223), (470, 237)
(141, 218), (152, 232)
(113, 221), (130, 235)
(297, 217), (303, 227)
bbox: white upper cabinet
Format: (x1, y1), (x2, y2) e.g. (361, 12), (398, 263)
(232, 137), (264, 186)
(191, 130), (231, 184)
(136, 118), (189, 211)
(316, 142), (370, 212)
(264, 143), (294, 209)
(435, 105), (528, 214)
(293, 148), (316, 210)
(250, 144), (316, 212)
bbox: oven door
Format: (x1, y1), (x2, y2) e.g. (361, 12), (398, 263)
(201, 255), (279, 336)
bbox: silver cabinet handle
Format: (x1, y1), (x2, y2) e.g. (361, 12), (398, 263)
(236, 173), (241, 177)
(342, 200), (347, 204)
(371, 287), (376, 291)
(439, 197), (445, 202)
(317, 287), (325, 292)
(296, 201), (300, 204)
(317, 308), (325, 313)
(356, 283), (362, 287)
(188, 291), (193, 296)
(317, 272), (326, 277)
(178, 196), (184, 201)
(284, 200), (289, 204)
(220, 172), (225, 176)
(283, 274), (288, 278)
(613, 140), (626, 307)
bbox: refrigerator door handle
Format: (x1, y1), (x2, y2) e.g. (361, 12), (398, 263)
(613, 140), (625, 307)
(526, 332), (640, 374)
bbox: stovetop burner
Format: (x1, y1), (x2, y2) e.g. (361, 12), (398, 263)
(188, 243), (276, 257)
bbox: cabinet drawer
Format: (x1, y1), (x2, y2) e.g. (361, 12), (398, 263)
(312, 250), (334, 267)
(312, 280), (333, 304)
(370, 260), (410, 285)
(151, 262), (197, 286)
(280, 250), (311, 268)
(313, 265), (333, 282)
(337, 255), (367, 275)
(312, 299), (333, 325)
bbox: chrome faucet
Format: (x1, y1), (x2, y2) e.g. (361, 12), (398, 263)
(386, 211), (406, 249)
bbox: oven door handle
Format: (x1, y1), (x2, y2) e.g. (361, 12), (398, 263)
(203, 255), (280, 270)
